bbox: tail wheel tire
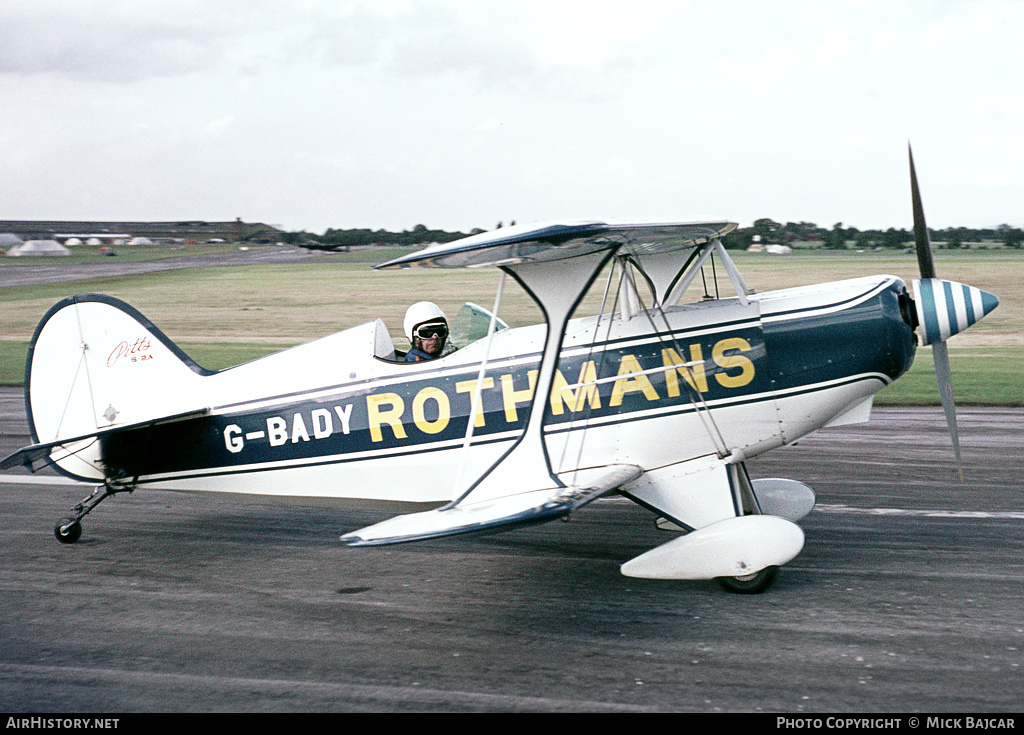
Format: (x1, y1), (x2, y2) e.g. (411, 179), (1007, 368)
(54, 518), (82, 544)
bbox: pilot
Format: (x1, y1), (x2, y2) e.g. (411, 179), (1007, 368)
(403, 302), (451, 362)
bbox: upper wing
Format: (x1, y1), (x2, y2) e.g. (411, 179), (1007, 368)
(340, 464), (642, 546)
(374, 220), (736, 270)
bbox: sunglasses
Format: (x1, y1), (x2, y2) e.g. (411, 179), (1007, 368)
(414, 324), (448, 340)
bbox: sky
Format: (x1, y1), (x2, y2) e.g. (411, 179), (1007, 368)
(1, 0), (1022, 235)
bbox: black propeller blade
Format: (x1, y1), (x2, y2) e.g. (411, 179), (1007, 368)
(908, 143), (962, 480)
(909, 145), (937, 280)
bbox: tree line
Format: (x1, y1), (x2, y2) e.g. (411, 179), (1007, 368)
(720, 220), (1024, 250)
(280, 220), (1024, 250)
(279, 223), (478, 248)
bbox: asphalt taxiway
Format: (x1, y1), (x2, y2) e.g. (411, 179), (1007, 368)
(0, 246), (329, 288)
(1, 386), (1021, 713)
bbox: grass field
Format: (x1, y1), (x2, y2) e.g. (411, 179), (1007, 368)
(0, 242), (252, 265)
(1, 248), (1020, 404)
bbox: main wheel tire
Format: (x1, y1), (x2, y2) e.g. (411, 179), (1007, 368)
(716, 565), (778, 594)
(54, 518), (82, 544)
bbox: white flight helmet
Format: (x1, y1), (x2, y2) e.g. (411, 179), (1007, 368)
(404, 301), (447, 343)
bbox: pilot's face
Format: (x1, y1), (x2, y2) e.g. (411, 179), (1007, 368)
(414, 321), (447, 357)
(419, 333), (444, 356)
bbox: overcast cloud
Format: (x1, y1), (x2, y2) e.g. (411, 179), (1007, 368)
(1, 0), (1021, 233)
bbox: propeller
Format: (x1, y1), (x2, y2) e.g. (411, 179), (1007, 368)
(907, 144), (999, 480)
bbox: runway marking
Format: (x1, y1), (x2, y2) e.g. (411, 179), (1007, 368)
(2, 477), (1021, 520)
(0, 475), (85, 486)
(0, 662), (659, 712)
(815, 503), (1024, 520)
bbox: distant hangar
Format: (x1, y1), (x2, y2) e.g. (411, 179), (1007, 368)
(0, 218), (282, 245)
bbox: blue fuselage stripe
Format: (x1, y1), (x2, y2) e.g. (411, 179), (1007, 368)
(100, 280), (914, 484)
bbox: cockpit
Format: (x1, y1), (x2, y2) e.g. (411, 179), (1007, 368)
(374, 302), (511, 363)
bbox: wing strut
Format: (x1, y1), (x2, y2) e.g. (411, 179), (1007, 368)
(451, 248), (620, 505)
(664, 238), (749, 307)
(341, 249), (634, 547)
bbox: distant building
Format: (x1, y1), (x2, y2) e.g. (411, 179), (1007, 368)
(0, 233), (24, 249)
(7, 239), (71, 257)
(0, 219), (282, 244)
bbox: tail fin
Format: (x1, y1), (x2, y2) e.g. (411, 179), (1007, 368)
(25, 294), (210, 480)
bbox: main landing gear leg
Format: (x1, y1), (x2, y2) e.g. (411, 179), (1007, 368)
(54, 482), (133, 544)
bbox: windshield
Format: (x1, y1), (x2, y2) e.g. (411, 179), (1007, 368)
(449, 302), (510, 349)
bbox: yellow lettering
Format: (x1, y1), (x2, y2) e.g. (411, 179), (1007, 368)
(366, 393), (408, 442)
(412, 386), (451, 435)
(712, 337), (755, 388)
(456, 377), (495, 428)
(500, 370), (538, 423)
(661, 345), (708, 395)
(610, 354), (660, 407)
(550, 361), (602, 415)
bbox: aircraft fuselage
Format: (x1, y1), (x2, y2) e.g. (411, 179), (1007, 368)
(94, 274), (915, 508)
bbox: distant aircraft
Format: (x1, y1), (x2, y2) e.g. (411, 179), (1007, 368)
(296, 241), (351, 252)
(1, 148), (998, 593)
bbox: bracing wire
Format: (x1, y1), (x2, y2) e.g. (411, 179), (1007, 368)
(452, 271), (507, 499)
(599, 249), (734, 459)
(72, 300), (100, 432)
(643, 291), (732, 459)
(554, 257), (620, 483)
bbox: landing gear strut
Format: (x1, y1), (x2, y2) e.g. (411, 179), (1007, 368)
(53, 482), (133, 544)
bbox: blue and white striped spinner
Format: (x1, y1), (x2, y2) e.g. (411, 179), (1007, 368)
(912, 278), (999, 346)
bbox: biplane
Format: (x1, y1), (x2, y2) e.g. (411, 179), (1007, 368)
(1, 149), (998, 592)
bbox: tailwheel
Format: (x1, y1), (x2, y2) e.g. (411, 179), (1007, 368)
(716, 565), (778, 594)
(51, 480), (133, 545)
(54, 517), (83, 544)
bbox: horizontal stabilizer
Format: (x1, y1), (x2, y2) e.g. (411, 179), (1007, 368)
(341, 464), (642, 547)
(0, 407), (210, 473)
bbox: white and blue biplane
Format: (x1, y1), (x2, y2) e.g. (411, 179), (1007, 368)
(1, 150), (999, 592)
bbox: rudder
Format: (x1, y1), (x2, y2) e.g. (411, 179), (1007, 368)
(26, 294), (210, 480)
